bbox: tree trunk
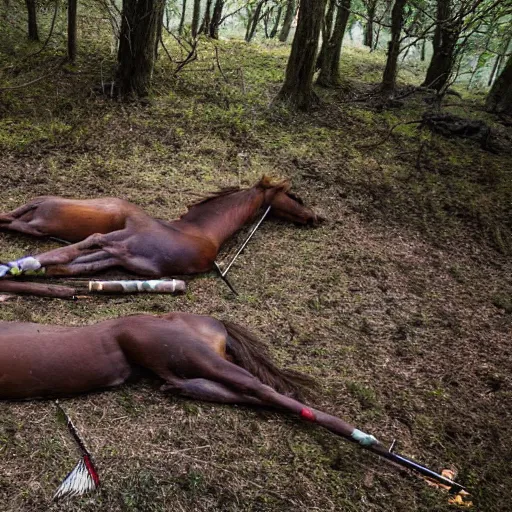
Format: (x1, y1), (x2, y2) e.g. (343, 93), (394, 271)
(178, 0), (187, 35)
(316, 0), (335, 71)
(244, 7), (253, 41)
(373, 22), (381, 51)
(263, 8), (271, 38)
(486, 53), (512, 113)
(25, 0), (38, 41)
(421, 0), (460, 92)
(191, 0), (201, 37)
(116, 0), (165, 97)
(363, 19), (372, 48)
(488, 32), (512, 87)
(420, 38), (426, 61)
(67, 0), (77, 62)
(364, 2), (376, 48)
(276, 0), (326, 109)
(269, 5), (283, 38)
(199, 0), (213, 35)
(154, 13), (162, 59)
(209, 0), (224, 39)
(245, 0), (265, 43)
(488, 54), (503, 88)
(316, 0), (351, 87)
(381, 0), (407, 93)
(278, 0), (295, 42)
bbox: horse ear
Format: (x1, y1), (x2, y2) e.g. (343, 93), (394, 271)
(257, 176), (291, 192)
(280, 179), (291, 192)
(258, 175), (273, 188)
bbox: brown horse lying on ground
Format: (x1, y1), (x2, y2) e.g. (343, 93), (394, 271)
(0, 176), (323, 278)
(0, 312), (465, 491)
(0, 312), (379, 450)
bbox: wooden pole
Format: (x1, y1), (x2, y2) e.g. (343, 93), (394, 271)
(0, 281), (77, 298)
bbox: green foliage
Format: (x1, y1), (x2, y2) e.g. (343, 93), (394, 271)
(492, 293), (512, 313)
(177, 469), (206, 496)
(346, 381), (379, 410)
(0, 119), (72, 151)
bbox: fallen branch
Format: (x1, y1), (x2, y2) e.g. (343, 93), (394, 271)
(0, 64), (63, 91)
(159, 33), (175, 63)
(219, 5), (246, 25)
(27, 0), (61, 58)
(173, 39), (198, 75)
(0, 281), (77, 299)
(162, 24), (196, 56)
(214, 46), (228, 82)
(420, 112), (494, 150)
(355, 120), (422, 149)
(416, 137), (428, 171)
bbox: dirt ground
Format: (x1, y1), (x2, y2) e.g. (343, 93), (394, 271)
(0, 34), (511, 512)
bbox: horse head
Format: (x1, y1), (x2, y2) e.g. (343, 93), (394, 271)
(258, 176), (325, 226)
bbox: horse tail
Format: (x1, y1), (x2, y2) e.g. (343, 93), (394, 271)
(222, 320), (316, 400)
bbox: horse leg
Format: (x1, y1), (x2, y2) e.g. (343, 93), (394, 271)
(0, 218), (45, 237)
(200, 359), (359, 442)
(0, 198), (49, 237)
(161, 377), (264, 406)
(45, 252), (120, 277)
(33, 234), (159, 277)
(1, 230), (129, 277)
(166, 356), (373, 446)
(119, 319), (374, 448)
(72, 239), (161, 277)
(114, 254), (161, 277)
(35, 233), (108, 266)
(69, 232), (161, 277)
(73, 250), (111, 264)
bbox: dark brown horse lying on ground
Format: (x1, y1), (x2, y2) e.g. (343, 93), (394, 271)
(1, 312), (381, 451)
(0, 176), (323, 278)
(0, 312), (465, 491)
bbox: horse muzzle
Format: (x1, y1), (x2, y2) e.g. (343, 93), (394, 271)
(308, 213), (326, 227)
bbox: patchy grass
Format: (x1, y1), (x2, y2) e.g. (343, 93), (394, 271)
(0, 14), (511, 512)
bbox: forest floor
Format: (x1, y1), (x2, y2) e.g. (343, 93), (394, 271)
(0, 32), (511, 512)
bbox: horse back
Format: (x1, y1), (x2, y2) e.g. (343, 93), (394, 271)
(26, 196), (146, 242)
(117, 314), (229, 376)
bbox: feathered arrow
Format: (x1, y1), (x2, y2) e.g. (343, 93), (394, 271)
(53, 401), (100, 500)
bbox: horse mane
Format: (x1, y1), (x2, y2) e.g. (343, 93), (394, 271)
(186, 186), (242, 209)
(185, 176), (292, 211)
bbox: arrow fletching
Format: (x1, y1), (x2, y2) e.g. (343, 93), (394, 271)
(53, 454), (100, 500)
(54, 401), (100, 500)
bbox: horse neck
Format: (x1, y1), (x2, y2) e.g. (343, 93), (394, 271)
(177, 187), (267, 248)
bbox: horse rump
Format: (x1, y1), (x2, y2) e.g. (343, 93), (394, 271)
(222, 320), (316, 401)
